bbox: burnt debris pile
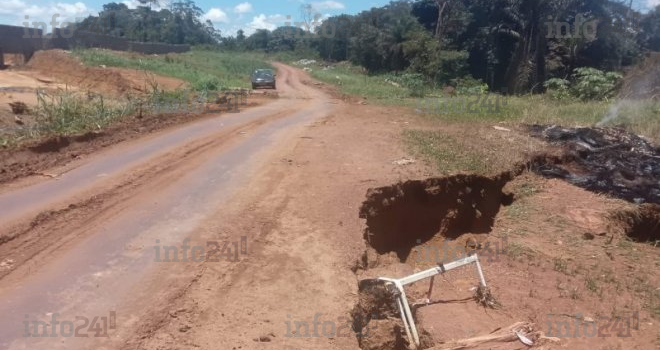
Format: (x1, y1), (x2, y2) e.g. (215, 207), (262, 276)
(528, 125), (660, 204)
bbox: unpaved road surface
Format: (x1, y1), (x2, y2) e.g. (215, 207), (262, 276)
(0, 63), (342, 349)
(1, 62), (657, 350)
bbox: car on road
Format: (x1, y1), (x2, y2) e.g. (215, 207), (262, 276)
(251, 69), (276, 90)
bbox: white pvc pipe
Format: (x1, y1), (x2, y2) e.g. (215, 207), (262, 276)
(474, 256), (487, 287)
(375, 254), (487, 350)
(396, 296), (414, 347)
(395, 280), (420, 348)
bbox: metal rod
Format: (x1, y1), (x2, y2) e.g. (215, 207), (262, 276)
(426, 276), (435, 302)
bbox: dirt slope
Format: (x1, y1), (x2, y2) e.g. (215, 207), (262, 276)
(0, 49), (188, 129)
(25, 49), (187, 96)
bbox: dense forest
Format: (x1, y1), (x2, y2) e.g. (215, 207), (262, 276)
(232, 0), (660, 94)
(76, 0), (660, 94)
(74, 0), (220, 45)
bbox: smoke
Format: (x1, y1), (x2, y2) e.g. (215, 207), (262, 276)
(597, 101), (623, 126)
(596, 54), (660, 127)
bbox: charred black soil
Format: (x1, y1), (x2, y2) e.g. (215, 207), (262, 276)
(528, 124), (660, 204)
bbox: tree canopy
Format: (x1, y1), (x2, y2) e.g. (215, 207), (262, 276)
(74, 1), (219, 45)
(224, 0), (659, 93)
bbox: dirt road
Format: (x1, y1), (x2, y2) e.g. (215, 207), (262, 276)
(0, 63), (351, 349)
(2, 62), (656, 350)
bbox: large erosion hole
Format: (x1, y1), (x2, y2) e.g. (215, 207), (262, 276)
(358, 173), (513, 261)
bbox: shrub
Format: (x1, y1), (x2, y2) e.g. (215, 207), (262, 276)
(452, 76), (489, 95)
(193, 76), (224, 92)
(543, 78), (571, 100)
(35, 89), (133, 135)
(384, 73), (426, 97)
(571, 67), (622, 101)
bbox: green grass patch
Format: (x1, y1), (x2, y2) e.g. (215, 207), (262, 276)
(73, 48), (274, 91)
(408, 92), (659, 141)
(305, 61), (660, 142)
(404, 129), (493, 175)
(310, 62), (411, 100)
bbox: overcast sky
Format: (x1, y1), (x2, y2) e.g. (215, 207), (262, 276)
(1, 0), (657, 36)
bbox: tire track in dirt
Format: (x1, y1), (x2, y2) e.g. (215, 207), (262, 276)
(123, 93), (432, 350)
(0, 107), (293, 282)
(0, 63), (335, 350)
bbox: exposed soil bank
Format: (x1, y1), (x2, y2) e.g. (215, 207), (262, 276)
(611, 203), (660, 242)
(358, 174), (513, 262)
(351, 280), (406, 350)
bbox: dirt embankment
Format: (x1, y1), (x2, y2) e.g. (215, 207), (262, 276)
(351, 161), (659, 349)
(0, 92), (274, 185)
(0, 50), (188, 122)
(25, 50), (186, 96)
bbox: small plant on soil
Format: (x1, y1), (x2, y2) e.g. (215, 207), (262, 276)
(570, 286), (581, 300)
(553, 257), (570, 275)
(585, 277), (602, 296)
(473, 285), (502, 309)
(505, 241), (535, 261)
